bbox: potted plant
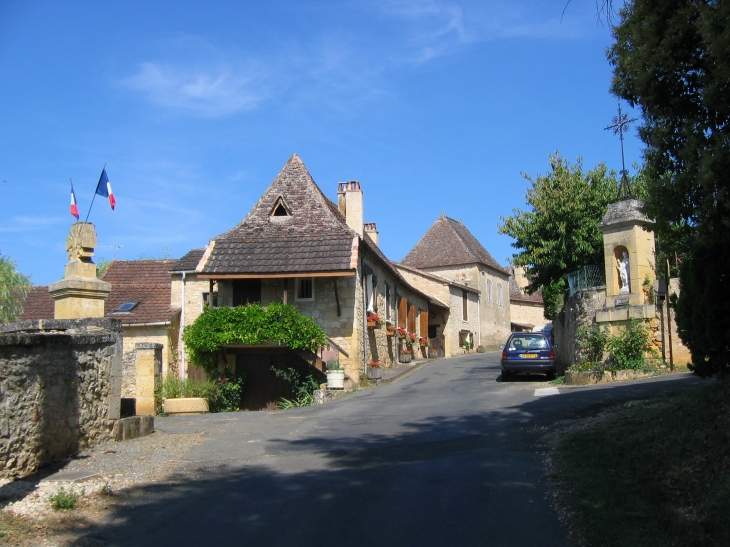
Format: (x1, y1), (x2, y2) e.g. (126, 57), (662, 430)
(476, 344), (486, 353)
(419, 336), (430, 348)
(463, 340), (471, 352)
(326, 360), (345, 389)
(366, 313), (381, 328)
(399, 349), (413, 363)
(395, 327), (407, 339)
(386, 324), (396, 337)
(367, 360), (382, 380)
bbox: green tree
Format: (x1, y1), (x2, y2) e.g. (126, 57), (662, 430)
(498, 153), (622, 319)
(608, 0), (730, 375)
(0, 251), (31, 323)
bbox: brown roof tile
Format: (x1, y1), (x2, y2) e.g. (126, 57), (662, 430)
(101, 260), (180, 324)
(170, 249), (205, 272)
(401, 214), (508, 273)
(200, 154), (358, 274)
(18, 286), (54, 320)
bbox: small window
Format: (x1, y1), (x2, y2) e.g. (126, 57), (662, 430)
(114, 300), (139, 313)
(497, 283), (503, 306)
(269, 196), (291, 219)
(487, 279), (493, 303)
(202, 292), (218, 310)
(296, 278), (314, 301)
(462, 290), (468, 321)
(273, 204), (288, 216)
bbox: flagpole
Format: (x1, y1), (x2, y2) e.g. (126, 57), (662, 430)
(84, 163), (106, 222)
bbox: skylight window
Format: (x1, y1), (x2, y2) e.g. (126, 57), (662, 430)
(114, 300), (140, 313)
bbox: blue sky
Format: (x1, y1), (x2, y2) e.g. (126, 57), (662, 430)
(0, 0), (641, 286)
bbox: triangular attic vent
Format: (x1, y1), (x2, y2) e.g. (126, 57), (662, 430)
(269, 196), (292, 218)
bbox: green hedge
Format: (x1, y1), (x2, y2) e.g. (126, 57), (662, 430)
(182, 302), (328, 373)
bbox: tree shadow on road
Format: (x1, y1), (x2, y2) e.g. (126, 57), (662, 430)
(66, 374), (705, 547)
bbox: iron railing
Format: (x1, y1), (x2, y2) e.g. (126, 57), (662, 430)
(567, 265), (605, 296)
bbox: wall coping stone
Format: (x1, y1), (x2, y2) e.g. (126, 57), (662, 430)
(0, 317), (122, 334)
(0, 332), (118, 347)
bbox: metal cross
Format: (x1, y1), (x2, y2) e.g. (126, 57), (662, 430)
(605, 102), (638, 201)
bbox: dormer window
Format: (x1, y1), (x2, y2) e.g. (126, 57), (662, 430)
(269, 196), (292, 221)
(114, 300), (140, 313)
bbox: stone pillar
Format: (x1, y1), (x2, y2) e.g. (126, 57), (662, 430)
(135, 343), (162, 416)
(49, 222), (112, 319)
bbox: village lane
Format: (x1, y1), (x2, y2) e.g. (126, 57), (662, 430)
(87, 353), (704, 547)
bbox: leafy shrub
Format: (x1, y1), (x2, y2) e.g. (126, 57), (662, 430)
(208, 376), (245, 412)
(608, 319), (655, 371)
(576, 323), (610, 364)
(157, 376), (217, 400)
(272, 366), (320, 408)
(49, 487), (79, 511)
(182, 303), (328, 373)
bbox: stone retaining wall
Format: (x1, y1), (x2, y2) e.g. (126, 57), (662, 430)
(0, 318), (122, 477)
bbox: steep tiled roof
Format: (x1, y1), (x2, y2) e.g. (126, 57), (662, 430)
(401, 214), (508, 273)
(170, 249), (205, 272)
(507, 267), (543, 303)
(101, 260), (178, 285)
(394, 262), (480, 294)
(199, 154), (358, 275)
(101, 260), (180, 325)
(18, 286), (54, 320)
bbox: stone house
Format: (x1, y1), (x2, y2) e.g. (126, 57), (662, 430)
(400, 214), (512, 349)
(177, 154), (437, 409)
(18, 260), (181, 400)
(507, 266), (546, 331)
(98, 260), (181, 396)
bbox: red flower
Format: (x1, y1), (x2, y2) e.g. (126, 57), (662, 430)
(221, 378), (227, 383)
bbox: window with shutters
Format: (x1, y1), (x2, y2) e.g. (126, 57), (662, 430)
(420, 309), (428, 338)
(398, 296), (407, 328)
(408, 304), (417, 334)
(497, 283), (503, 306)
(462, 290), (468, 321)
(487, 279), (493, 303)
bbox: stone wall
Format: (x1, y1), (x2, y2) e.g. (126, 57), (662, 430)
(553, 287), (606, 375)
(509, 299), (547, 330)
(0, 318), (122, 477)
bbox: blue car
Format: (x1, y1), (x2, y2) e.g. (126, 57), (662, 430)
(500, 332), (557, 381)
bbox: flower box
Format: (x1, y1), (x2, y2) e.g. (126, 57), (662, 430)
(367, 367), (382, 380)
(367, 321), (377, 328)
(399, 352), (412, 364)
(163, 398), (209, 415)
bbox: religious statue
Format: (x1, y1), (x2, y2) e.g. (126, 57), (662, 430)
(617, 251), (630, 293)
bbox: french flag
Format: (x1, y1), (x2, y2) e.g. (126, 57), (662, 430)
(95, 168), (116, 210)
(70, 181), (79, 220)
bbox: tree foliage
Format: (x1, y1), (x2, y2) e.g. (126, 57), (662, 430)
(609, 0), (730, 374)
(498, 153), (622, 319)
(0, 251), (31, 323)
(182, 303), (328, 373)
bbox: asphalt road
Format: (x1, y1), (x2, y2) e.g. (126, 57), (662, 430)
(91, 352), (705, 547)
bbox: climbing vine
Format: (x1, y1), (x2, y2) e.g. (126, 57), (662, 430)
(182, 302), (328, 373)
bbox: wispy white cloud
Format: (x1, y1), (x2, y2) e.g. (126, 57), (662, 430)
(0, 215), (67, 233)
(119, 1), (597, 116)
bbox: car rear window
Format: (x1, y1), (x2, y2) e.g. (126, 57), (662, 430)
(508, 335), (548, 350)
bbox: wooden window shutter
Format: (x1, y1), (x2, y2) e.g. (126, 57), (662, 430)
(398, 297), (407, 328)
(420, 310), (428, 337)
(462, 290), (468, 321)
(408, 304), (416, 333)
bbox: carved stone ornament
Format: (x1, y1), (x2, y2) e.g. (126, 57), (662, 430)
(66, 222), (97, 262)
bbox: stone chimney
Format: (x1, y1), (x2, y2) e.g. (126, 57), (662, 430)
(364, 222), (379, 246)
(513, 266), (529, 294)
(49, 222), (112, 319)
(337, 180), (363, 237)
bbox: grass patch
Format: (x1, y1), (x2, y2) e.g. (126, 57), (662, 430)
(552, 380), (730, 547)
(49, 486), (80, 511)
(550, 375), (565, 385)
(0, 512), (38, 544)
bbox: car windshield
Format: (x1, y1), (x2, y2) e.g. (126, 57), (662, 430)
(508, 335), (548, 350)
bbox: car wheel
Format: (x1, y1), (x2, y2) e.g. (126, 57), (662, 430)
(502, 371), (509, 382)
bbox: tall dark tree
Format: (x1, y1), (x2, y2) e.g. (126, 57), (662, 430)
(608, 0), (730, 375)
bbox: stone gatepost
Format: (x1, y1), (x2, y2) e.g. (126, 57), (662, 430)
(49, 222), (112, 318)
(135, 343), (162, 415)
